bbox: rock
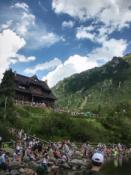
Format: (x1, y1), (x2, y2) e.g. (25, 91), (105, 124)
(28, 161), (39, 170)
(3, 148), (14, 155)
(72, 166), (77, 170)
(60, 162), (70, 169)
(23, 156), (30, 162)
(51, 165), (59, 170)
(19, 168), (25, 173)
(69, 158), (87, 171)
(10, 161), (21, 169)
(69, 159), (86, 166)
(24, 168), (36, 175)
(0, 170), (6, 175)
(10, 169), (20, 175)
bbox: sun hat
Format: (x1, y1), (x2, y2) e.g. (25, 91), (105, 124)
(92, 152), (104, 163)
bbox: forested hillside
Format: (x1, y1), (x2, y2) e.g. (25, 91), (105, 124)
(53, 54), (131, 115)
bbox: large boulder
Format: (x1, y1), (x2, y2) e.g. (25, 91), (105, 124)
(69, 159), (87, 166)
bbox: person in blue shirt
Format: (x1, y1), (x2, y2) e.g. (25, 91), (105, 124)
(0, 151), (11, 172)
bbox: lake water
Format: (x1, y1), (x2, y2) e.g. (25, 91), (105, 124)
(101, 157), (131, 175)
(49, 157), (131, 175)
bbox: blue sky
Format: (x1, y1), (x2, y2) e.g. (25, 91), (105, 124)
(0, 0), (131, 87)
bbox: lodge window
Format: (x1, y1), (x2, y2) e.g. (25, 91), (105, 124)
(19, 85), (26, 90)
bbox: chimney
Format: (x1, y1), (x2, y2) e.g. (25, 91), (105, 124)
(45, 79), (48, 84)
(14, 71), (17, 76)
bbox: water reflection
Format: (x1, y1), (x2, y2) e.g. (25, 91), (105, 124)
(49, 157), (131, 175)
(50, 170), (83, 175)
(101, 156), (131, 175)
(118, 157), (123, 167)
(114, 159), (118, 167)
(112, 156), (123, 167)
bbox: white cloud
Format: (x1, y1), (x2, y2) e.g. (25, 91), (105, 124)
(0, 2), (64, 82)
(43, 38), (127, 87)
(76, 26), (96, 41)
(0, 29), (36, 81)
(62, 20), (75, 28)
(76, 24), (120, 44)
(52, 0), (110, 20)
(15, 12), (36, 36)
(9, 3), (64, 49)
(26, 31), (65, 49)
(0, 20), (13, 30)
(0, 2), (63, 49)
(52, 0), (131, 30)
(0, 29), (25, 81)
(24, 58), (62, 74)
(99, 0), (131, 29)
(40, 32), (64, 46)
(43, 55), (98, 87)
(10, 54), (36, 64)
(38, 1), (48, 13)
(10, 2), (36, 37)
(88, 38), (127, 63)
(12, 2), (29, 12)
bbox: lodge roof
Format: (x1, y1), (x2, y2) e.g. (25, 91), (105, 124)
(14, 73), (50, 91)
(14, 73), (56, 100)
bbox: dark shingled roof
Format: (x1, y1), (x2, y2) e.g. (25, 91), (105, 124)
(14, 73), (50, 91)
(14, 73), (56, 100)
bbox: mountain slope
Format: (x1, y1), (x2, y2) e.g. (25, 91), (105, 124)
(53, 54), (131, 113)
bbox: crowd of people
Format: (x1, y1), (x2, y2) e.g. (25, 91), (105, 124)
(0, 129), (131, 175)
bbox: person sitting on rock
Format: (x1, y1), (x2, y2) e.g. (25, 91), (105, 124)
(0, 151), (11, 173)
(53, 149), (61, 159)
(84, 152), (105, 175)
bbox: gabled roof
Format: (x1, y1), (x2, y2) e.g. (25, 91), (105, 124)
(14, 73), (50, 92)
(14, 73), (57, 100)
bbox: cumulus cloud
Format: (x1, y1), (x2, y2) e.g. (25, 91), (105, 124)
(0, 1), (129, 87)
(0, 20), (13, 30)
(0, 2), (63, 49)
(43, 38), (127, 87)
(76, 26), (96, 41)
(0, 2), (65, 81)
(1, 2), (36, 38)
(76, 24), (114, 43)
(10, 2), (36, 37)
(0, 29), (37, 81)
(88, 38), (127, 63)
(43, 55), (98, 87)
(0, 29), (25, 81)
(52, 0), (131, 30)
(11, 2), (29, 12)
(24, 58), (62, 74)
(12, 2), (64, 48)
(26, 31), (65, 49)
(15, 12), (36, 36)
(62, 20), (75, 28)
(10, 54), (36, 64)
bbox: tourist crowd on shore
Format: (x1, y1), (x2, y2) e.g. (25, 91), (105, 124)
(0, 129), (131, 175)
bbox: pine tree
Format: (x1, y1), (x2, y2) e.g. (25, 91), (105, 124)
(0, 69), (15, 120)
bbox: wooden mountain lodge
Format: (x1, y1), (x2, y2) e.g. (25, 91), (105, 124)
(14, 73), (56, 108)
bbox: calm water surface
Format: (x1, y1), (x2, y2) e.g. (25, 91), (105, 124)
(101, 157), (131, 175)
(49, 157), (131, 175)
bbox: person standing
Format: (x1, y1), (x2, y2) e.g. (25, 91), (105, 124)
(84, 152), (105, 175)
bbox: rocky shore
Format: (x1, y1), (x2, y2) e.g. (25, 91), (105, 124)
(0, 129), (131, 175)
